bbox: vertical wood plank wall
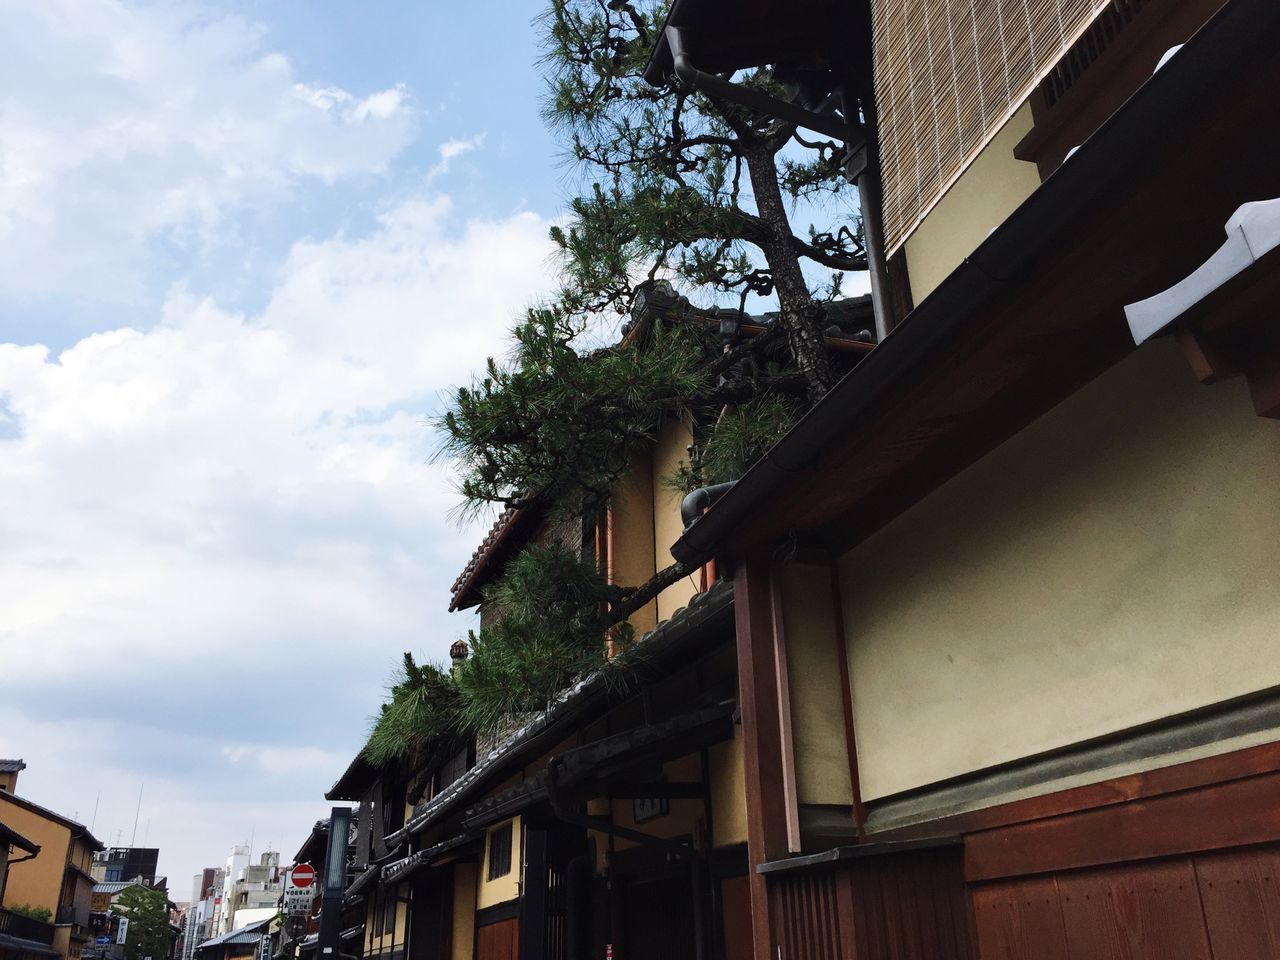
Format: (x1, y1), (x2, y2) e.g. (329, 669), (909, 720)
(765, 847), (975, 960)
(973, 844), (1280, 960)
(475, 918), (519, 960)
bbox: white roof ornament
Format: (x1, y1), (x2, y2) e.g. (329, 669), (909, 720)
(1124, 197), (1280, 344)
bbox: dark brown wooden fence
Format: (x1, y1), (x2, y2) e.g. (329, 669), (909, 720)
(762, 841), (976, 960)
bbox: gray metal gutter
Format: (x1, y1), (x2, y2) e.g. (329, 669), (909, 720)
(669, 0), (1276, 566)
(755, 836), (961, 874)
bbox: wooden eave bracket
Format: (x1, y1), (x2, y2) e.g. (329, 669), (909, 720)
(1124, 196), (1280, 418)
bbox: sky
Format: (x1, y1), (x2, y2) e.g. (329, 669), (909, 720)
(0, 0), (565, 894)
(0, 0), (866, 899)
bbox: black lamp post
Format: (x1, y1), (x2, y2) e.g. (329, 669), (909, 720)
(315, 807), (351, 960)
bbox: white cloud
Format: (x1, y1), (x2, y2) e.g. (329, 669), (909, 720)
(428, 134), (487, 179)
(0, 0), (415, 302)
(0, 187), (557, 879)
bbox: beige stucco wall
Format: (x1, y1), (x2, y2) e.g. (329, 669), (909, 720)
(611, 449), (657, 634)
(840, 338), (1280, 801)
(476, 817), (522, 909)
(779, 563), (854, 807)
(653, 418), (699, 621)
(708, 726), (748, 847)
(609, 754), (705, 849)
(903, 104), (1042, 304)
(0, 798), (69, 913)
(451, 863), (477, 960)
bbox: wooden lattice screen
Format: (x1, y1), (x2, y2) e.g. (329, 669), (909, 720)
(872, 0), (1116, 253)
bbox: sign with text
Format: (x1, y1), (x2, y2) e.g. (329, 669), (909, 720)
(115, 919), (129, 945)
(284, 884), (316, 916)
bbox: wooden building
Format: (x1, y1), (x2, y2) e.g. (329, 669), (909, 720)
(0, 786), (104, 960)
(654, 0), (1280, 956)
(324, 378), (769, 959)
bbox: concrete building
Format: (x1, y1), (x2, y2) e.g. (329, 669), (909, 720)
(89, 850), (160, 888)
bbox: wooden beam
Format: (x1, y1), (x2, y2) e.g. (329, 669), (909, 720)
(768, 560), (803, 854)
(600, 781), (707, 800)
(732, 549), (789, 960)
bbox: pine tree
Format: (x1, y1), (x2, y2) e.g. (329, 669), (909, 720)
(418, 0), (869, 741)
(542, 0), (865, 401)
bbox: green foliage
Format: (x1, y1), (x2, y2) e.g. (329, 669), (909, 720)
(454, 541), (626, 735)
(439, 306), (711, 515)
(111, 887), (172, 960)
(661, 394), (801, 495)
(8, 904), (52, 923)
(365, 654), (462, 768)
(540, 0), (857, 319)
(701, 394), (800, 485)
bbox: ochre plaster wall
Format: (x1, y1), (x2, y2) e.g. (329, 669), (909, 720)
(839, 339), (1280, 800)
(477, 817), (522, 909)
(610, 448), (657, 634)
(451, 863), (477, 960)
(608, 753), (707, 850)
(0, 798), (69, 913)
(652, 418), (699, 621)
(708, 726), (748, 847)
(903, 104), (1041, 304)
(779, 562), (854, 807)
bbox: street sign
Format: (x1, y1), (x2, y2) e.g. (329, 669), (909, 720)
(284, 885), (315, 917)
(289, 864), (315, 888)
(96, 936), (111, 946)
(116, 919), (130, 945)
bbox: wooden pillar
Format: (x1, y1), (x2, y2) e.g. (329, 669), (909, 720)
(732, 549), (790, 960)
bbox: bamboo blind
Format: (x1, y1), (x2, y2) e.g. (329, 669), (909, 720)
(872, 0), (1114, 253)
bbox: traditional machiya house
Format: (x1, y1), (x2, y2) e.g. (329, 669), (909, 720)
(277, 813), (358, 960)
(322, 751), (439, 960)
(384, 583), (744, 960)
(1, 817), (53, 960)
(0, 776), (104, 960)
(642, 0), (1280, 957)
(331, 303), (862, 960)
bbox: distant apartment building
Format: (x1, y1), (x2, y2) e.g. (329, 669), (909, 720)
(180, 870), (222, 960)
(89, 849), (160, 888)
(211, 851), (278, 938)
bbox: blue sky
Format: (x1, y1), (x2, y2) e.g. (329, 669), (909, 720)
(0, 0), (569, 892)
(0, 0), (865, 895)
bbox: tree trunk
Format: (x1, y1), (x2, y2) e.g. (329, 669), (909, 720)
(743, 140), (834, 401)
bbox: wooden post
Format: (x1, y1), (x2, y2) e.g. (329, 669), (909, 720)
(732, 549), (790, 960)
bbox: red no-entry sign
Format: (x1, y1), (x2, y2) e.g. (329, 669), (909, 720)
(290, 863), (315, 888)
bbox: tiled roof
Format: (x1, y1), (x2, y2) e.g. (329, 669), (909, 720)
(196, 918), (271, 950)
(0, 760), (26, 773)
(0, 819), (39, 855)
(394, 580), (735, 844)
(0, 790), (104, 850)
(448, 502), (541, 612)
(93, 881), (144, 895)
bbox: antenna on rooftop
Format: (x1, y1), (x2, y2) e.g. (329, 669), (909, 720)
(90, 793), (100, 833)
(130, 783), (144, 847)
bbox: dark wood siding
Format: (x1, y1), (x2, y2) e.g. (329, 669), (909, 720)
(974, 844), (1280, 960)
(765, 846), (975, 960)
(475, 917), (518, 960)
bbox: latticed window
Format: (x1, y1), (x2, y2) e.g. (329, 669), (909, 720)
(872, 0), (1117, 252)
(486, 822), (513, 881)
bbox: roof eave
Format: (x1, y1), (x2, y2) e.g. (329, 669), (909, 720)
(671, 0), (1276, 565)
